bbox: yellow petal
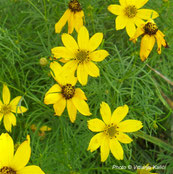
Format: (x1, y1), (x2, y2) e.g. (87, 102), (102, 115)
(118, 120), (143, 132)
(126, 21), (136, 37)
(52, 64), (77, 86)
(0, 133), (14, 166)
(85, 61), (100, 77)
(88, 33), (103, 52)
(130, 24), (144, 42)
(78, 26), (89, 50)
(44, 84), (62, 105)
(87, 118), (106, 132)
(3, 84), (11, 104)
(61, 33), (79, 52)
(108, 5), (123, 15)
(90, 50), (109, 62)
(0, 99), (3, 106)
(140, 35), (155, 61)
(0, 112), (3, 122)
(100, 102), (111, 125)
(117, 133), (133, 144)
(126, 0), (136, 5)
(17, 165), (45, 174)
(51, 46), (74, 59)
(111, 105), (129, 124)
(100, 136), (110, 162)
(62, 60), (78, 76)
(119, 0), (127, 6)
(74, 11), (84, 32)
(72, 96), (91, 116)
(116, 15), (127, 30)
(67, 99), (77, 123)
(7, 112), (16, 126)
(68, 12), (75, 34)
(53, 66), (77, 86)
(40, 125), (51, 132)
(53, 98), (66, 116)
(11, 106), (28, 114)
(10, 136), (31, 171)
(10, 96), (22, 106)
(87, 132), (104, 152)
(10, 96), (28, 113)
(55, 9), (70, 33)
(74, 88), (87, 100)
(50, 61), (62, 81)
(110, 138), (124, 160)
(77, 63), (88, 86)
(155, 30), (167, 54)
(135, 0), (149, 9)
(134, 17), (145, 27)
(137, 9), (159, 20)
(3, 114), (12, 132)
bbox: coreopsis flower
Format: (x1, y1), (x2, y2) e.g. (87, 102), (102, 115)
(44, 61), (91, 123)
(51, 26), (109, 85)
(137, 164), (158, 174)
(55, 0), (84, 34)
(0, 133), (45, 174)
(0, 84), (27, 132)
(30, 124), (52, 138)
(108, 0), (159, 37)
(87, 102), (143, 162)
(130, 19), (168, 61)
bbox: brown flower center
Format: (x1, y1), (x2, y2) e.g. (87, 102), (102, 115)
(104, 123), (119, 138)
(75, 50), (90, 63)
(0, 167), (16, 174)
(144, 22), (158, 35)
(124, 5), (137, 18)
(68, 0), (82, 12)
(1, 104), (11, 115)
(61, 84), (75, 99)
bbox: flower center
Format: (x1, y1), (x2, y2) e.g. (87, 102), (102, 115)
(61, 84), (75, 99)
(104, 124), (119, 138)
(144, 22), (158, 35)
(1, 105), (11, 115)
(68, 0), (82, 12)
(75, 50), (89, 63)
(124, 5), (137, 18)
(0, 167), (16, 174)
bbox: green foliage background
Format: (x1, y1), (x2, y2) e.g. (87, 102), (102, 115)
(0, 0), (173, 173)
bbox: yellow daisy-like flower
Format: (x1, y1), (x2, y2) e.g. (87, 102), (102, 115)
(87, 102), (143, 162)
(137, 164), (158, 174)
(0, 133), (45, 174)
(0, 84), (27, 132)
(130, 19), (168, 61)
(30, 124), (52, 138)
(55, 0), (84, 34)
(44, 61), (91, 123)
(51, 26), (109, 85)
(108, 0), (159, 37)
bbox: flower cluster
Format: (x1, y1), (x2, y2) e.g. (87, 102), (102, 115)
(0, 0), (168, 172)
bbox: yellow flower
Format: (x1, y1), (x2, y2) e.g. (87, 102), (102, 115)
(0, 84), (27, 132)
(108, 0), (159, 37)
(44, 61), (91, 123)
(87, 102), (143, 162)
(130, 19), (168, 61)
(51, 26), (109, 85)
(55, 0), (84, 34)
(137, 164), (158, 174)
(30, 124), (52, 138)
(0, 133), (45, 174)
